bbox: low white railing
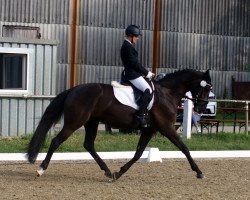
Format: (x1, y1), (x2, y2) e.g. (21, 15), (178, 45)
(183, 99), (249, 138)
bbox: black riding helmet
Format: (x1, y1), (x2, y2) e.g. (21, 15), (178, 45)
(125, 25), (142, 37)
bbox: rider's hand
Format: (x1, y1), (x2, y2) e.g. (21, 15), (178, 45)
(146, 71), (155, 79)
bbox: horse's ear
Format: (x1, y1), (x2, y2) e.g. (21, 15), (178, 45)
(203, 69), (211, 81)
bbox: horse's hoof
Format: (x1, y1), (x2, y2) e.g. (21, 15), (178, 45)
(104, 171), (112, 179)
(107, 172), (118, 182)
(197, 173), (204, 179)
(26, 154), (36, 164)
(112, 172), (120, 181)
(28, 158), (36, 164)
(37, 167), (45, 177)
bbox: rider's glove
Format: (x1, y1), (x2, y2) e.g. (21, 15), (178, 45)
(146, 71), (155, 79)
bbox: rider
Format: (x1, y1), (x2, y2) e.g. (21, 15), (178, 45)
(120, 25), (154, 127)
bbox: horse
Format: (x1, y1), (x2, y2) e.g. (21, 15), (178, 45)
(27, 69), (212, 180)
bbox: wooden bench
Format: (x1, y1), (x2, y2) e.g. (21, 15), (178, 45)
(200, 119), (249, 134)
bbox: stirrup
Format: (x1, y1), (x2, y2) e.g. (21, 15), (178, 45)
(136, 114), (148, 128)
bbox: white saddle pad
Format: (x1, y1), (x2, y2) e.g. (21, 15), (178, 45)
(111, 81), (154, 110)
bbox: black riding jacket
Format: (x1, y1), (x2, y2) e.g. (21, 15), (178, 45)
(120, 40), (148, 80)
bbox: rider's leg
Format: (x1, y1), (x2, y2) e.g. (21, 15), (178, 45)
(136, 88), (151, 126)
(129, 77), (152, 127)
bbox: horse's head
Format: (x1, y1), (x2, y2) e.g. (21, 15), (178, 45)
(189, 70), (212, 114)
(155, 69), (212, 114)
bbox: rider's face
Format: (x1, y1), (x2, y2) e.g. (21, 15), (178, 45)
(132, 36), (139, 44)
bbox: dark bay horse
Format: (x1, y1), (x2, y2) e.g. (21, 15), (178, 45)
(27, 69), (212, 180)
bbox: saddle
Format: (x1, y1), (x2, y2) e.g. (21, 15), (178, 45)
(111, 72), (154, 110)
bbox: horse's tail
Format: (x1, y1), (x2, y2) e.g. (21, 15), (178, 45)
(27, 89), (72, 163)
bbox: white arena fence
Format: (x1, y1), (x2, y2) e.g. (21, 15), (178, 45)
(0, 148), (250, 162)
(0, 99), (249, 162)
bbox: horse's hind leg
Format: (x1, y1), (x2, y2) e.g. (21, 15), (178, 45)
(37, 127), (74, 176)
(84, 120), (112, 178)
(112, 130), (154, 181)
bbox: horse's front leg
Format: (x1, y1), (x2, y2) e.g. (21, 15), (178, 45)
(168, 132), (204, 178)
(112, 129), (154, 181)
(156, 119), (204, 179)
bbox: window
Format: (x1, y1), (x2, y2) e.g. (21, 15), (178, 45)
(0, 48), (33, 95)
(0, 54), (27, 89)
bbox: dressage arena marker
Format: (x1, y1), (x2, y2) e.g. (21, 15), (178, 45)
(0, 148), (249, 162)
(146, 147), (162, 162)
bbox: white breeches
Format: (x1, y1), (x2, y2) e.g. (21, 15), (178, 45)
(129, 76), (152, 93)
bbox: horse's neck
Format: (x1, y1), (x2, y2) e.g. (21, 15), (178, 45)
(160, 77), (190, 94)
(155, 84), (184, 107)
(157, 72), (198, 101)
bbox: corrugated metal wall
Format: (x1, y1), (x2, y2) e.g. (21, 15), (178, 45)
(74, 0), (155, 87)
(158, 0), (250, 97)
(0, 0), (249, 136)
(159, 0), (250, 71)
(0, 0), (249, 94)
(0, 38), (58, 136)
(160, 0), (250, 36)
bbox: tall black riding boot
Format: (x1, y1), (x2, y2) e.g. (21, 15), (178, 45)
(136, 89), (151, 127)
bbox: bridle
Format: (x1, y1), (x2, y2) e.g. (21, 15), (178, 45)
(185, 80), (212, 104)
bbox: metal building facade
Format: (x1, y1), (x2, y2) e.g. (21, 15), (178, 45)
(0, 0), (249, 136)
(0, 0), (249, 92)
(0, 38), (58, 136)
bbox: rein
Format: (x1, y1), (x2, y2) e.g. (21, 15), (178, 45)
(184, 95), (209, 103)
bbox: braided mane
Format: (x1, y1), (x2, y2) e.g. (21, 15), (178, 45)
(157, 69), (201, 82)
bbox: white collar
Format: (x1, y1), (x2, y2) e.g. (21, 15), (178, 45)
(125, 38), (132, 45)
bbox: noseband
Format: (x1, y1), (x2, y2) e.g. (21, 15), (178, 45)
(185, 80), (212, 104)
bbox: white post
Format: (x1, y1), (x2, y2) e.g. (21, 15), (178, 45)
(183, 99), (192, 139)
(246, 102), (249, 135)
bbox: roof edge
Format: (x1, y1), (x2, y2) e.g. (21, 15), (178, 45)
(0, 37), (59, 45)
